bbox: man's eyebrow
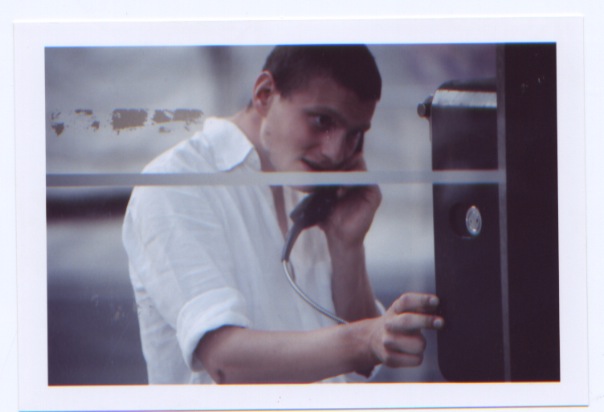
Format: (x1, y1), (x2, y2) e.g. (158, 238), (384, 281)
(304, 106), (372, 131)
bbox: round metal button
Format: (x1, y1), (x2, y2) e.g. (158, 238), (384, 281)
(465, 205), (482, 237)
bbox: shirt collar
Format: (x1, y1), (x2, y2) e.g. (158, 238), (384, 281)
(202, 117), (260, 171)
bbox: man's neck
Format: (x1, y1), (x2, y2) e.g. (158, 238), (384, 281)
(230, 107), (273, 172)
(230, 107), (262, 152)
(230, 108), (287, 236)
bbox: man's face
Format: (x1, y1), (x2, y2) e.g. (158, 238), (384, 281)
(256, 75), (377, 178)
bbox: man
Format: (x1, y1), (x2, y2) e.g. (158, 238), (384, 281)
(122, 45), (443, 384)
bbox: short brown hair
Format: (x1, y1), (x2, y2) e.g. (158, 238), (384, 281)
(262, 45), (382, 102)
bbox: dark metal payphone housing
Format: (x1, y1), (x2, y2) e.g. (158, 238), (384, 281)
(420, 44), (559, 382)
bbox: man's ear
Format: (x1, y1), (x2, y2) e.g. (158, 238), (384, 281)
(252, 71), (277, 117)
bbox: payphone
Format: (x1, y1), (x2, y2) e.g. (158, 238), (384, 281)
(420, 44), (559, 382)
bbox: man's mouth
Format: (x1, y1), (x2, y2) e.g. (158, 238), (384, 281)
(301, 158), (335, 172)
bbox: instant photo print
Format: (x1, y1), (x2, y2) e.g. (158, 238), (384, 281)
(14, 18), (586, 411)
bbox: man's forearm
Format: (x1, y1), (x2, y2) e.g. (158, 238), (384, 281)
(196, 292), (443, 384)
(319, 183), (381, 322)
(329, 241), (380, 322)
(195, 323), (376, 384)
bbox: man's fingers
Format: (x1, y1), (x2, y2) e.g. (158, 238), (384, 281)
(340, 151), (367, 172)
(386, 312), (444, 333)
(381, 351), (424, 368)
(383, 331), (426, 355)
(391, 293), (440, 314)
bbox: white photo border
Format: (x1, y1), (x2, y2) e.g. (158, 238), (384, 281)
(15, 17), (586, 411)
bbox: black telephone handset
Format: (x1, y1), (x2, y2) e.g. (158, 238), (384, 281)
(289, 186), (339, 231)
(281, 186), (339, 261)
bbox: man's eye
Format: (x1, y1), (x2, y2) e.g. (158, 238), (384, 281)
(310, 114), (333, 130)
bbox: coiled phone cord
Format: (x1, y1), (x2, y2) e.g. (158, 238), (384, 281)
(280, 188), (348, 325)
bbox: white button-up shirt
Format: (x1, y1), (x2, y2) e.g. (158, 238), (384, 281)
(123, 117), (364, 384)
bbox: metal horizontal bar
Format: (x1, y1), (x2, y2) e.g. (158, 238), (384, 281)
(46, 170), (506, 188)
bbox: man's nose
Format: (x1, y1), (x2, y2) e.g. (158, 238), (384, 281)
(319, 131), (348, 168)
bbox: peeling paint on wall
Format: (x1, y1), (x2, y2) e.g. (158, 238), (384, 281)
(111, 109), (148, 132)
(172, 109), (203, 124)
(150, 109), (203, 133)
(48, 108), (205, 137)
(50, 111), (65, 136)
(152, 110), (171, 124)
(51, 122), (65, 136)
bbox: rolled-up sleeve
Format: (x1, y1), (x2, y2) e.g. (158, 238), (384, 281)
(177, 287), (251, 371)
(123, 182), (251, 373)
